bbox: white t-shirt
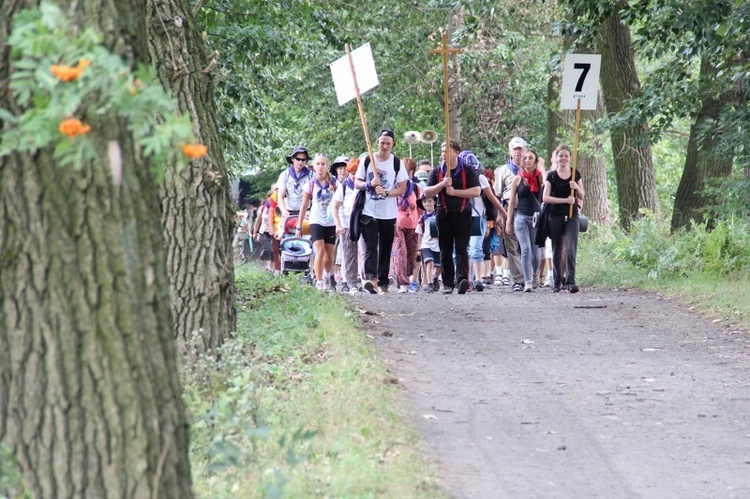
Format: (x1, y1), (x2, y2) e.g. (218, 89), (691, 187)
(332, 178), (358, 227)
(416, 214), (439, 252)
(471, 174), (491, 218)
(356, 153), (409, 220)
(305, 178), (336, 227)
(276, 167), (314, 212)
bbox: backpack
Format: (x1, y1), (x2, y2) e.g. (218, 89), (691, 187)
(482, 190), (497, 221)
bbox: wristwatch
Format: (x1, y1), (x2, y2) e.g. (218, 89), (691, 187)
(384, 190), (390, 198)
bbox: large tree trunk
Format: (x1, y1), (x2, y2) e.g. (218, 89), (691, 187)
(597, 9), (658, 230)
(671, 58), (734, 231)
(0, 1), (193, 497)
(147, 0), (236, 354)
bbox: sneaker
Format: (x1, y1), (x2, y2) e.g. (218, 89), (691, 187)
(523, 282), (532, 292)
(568, 284), (579, 294)
(408, 281), (419, 293)
(473, 280), (484, 292)
(553, 282), (562, 293)
(424, 284), (434, 293)
(433, 277), (440, 292)
(501, 276), (510, 286)
(316, 280), (325, 291)
(458, 279), (470, 294)
(481, 276), (490, 287)
(532, 274), (540, 289)
(442, 287), (454, 294)
(398, 284), (408, 294)
(340, 283), (350, 293)
(363, 280), (377, 295)
(329, 275), (337, 292)
(349, 286), (360, 295)
(544, 274), (554, 288)
(512, 283), (523, 292)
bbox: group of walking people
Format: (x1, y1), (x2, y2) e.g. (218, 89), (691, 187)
(243, 130), (585, 295)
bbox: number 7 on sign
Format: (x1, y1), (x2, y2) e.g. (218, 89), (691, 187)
(561, 54), (601, 110)
(574, 63), (591, 92)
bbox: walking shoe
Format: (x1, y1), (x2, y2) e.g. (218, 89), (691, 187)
(424, 284), (435, 293)
(481, 276), (490, 287)
(458, 279), (470, 294)
(408, 281), (419, 293)
(329, 275), (337, 292)
(433, 277), (440, 292)
(315, 280), (325, 291)
(532, 274), (540, 289)
(442, 287), (454, 294)
(349, 286), (360, 295)
(523, 282), (533, 292)
(363, 280), (377, 294)
(501, 276), (510, 286)
(553, 282), (562, 293)
(473, 280), (484, 292)
(398, 284), (408, 294)
(544, 274), (554, 288)
(568, 284), (579, 294)
(340, 283), (350, 293)
(512, 283), (523, 292)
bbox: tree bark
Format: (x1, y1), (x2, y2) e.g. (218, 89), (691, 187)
(146, 0), (236, 354)
(671, 58), (734, 231)
(597, 9), (658, 231)
(0, 1), (193, 496)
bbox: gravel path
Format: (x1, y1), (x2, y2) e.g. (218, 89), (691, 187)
(354, 284), (750, 498)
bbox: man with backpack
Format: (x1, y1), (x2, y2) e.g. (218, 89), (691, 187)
(354, 129), (408, 294)
(424, 140), (481, 294)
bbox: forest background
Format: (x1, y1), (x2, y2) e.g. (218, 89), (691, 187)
(1, 0), (749, 497)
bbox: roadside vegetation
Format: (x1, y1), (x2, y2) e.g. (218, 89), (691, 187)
(184, 267), (446, 498)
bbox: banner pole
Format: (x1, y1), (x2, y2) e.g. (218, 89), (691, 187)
(346, 44), (376, 169)
(569, 97), (582, 218)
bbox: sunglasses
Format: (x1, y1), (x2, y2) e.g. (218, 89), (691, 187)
(292, 156), (308, 162)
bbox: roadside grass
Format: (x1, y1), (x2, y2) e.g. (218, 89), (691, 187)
(578, 219), (750, 329)
(185, 264), (447, 498)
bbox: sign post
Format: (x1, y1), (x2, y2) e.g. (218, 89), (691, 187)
(560, 53), (601, 217)
(430, 34), (461, 168)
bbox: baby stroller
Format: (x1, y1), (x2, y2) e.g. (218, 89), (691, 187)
(280, 237), (313, 282)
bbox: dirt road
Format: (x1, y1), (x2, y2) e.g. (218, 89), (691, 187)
(355, 285), (750, 498)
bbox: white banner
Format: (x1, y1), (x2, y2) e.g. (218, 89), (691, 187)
(329, 43), (379, 106)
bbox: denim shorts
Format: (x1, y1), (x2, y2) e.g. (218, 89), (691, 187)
(421, 248), (441, 267)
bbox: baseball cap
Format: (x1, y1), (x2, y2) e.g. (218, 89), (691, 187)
(508, 137), (526, 149)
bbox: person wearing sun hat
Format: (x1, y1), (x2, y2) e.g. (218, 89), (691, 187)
(277, 146), (314, 227)
(329, 155), (349, 184)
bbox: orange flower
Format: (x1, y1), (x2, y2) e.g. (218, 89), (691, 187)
(50, 58), (91, 82)
(58, 118), (91, 138)
(182, 143), (208, 159)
